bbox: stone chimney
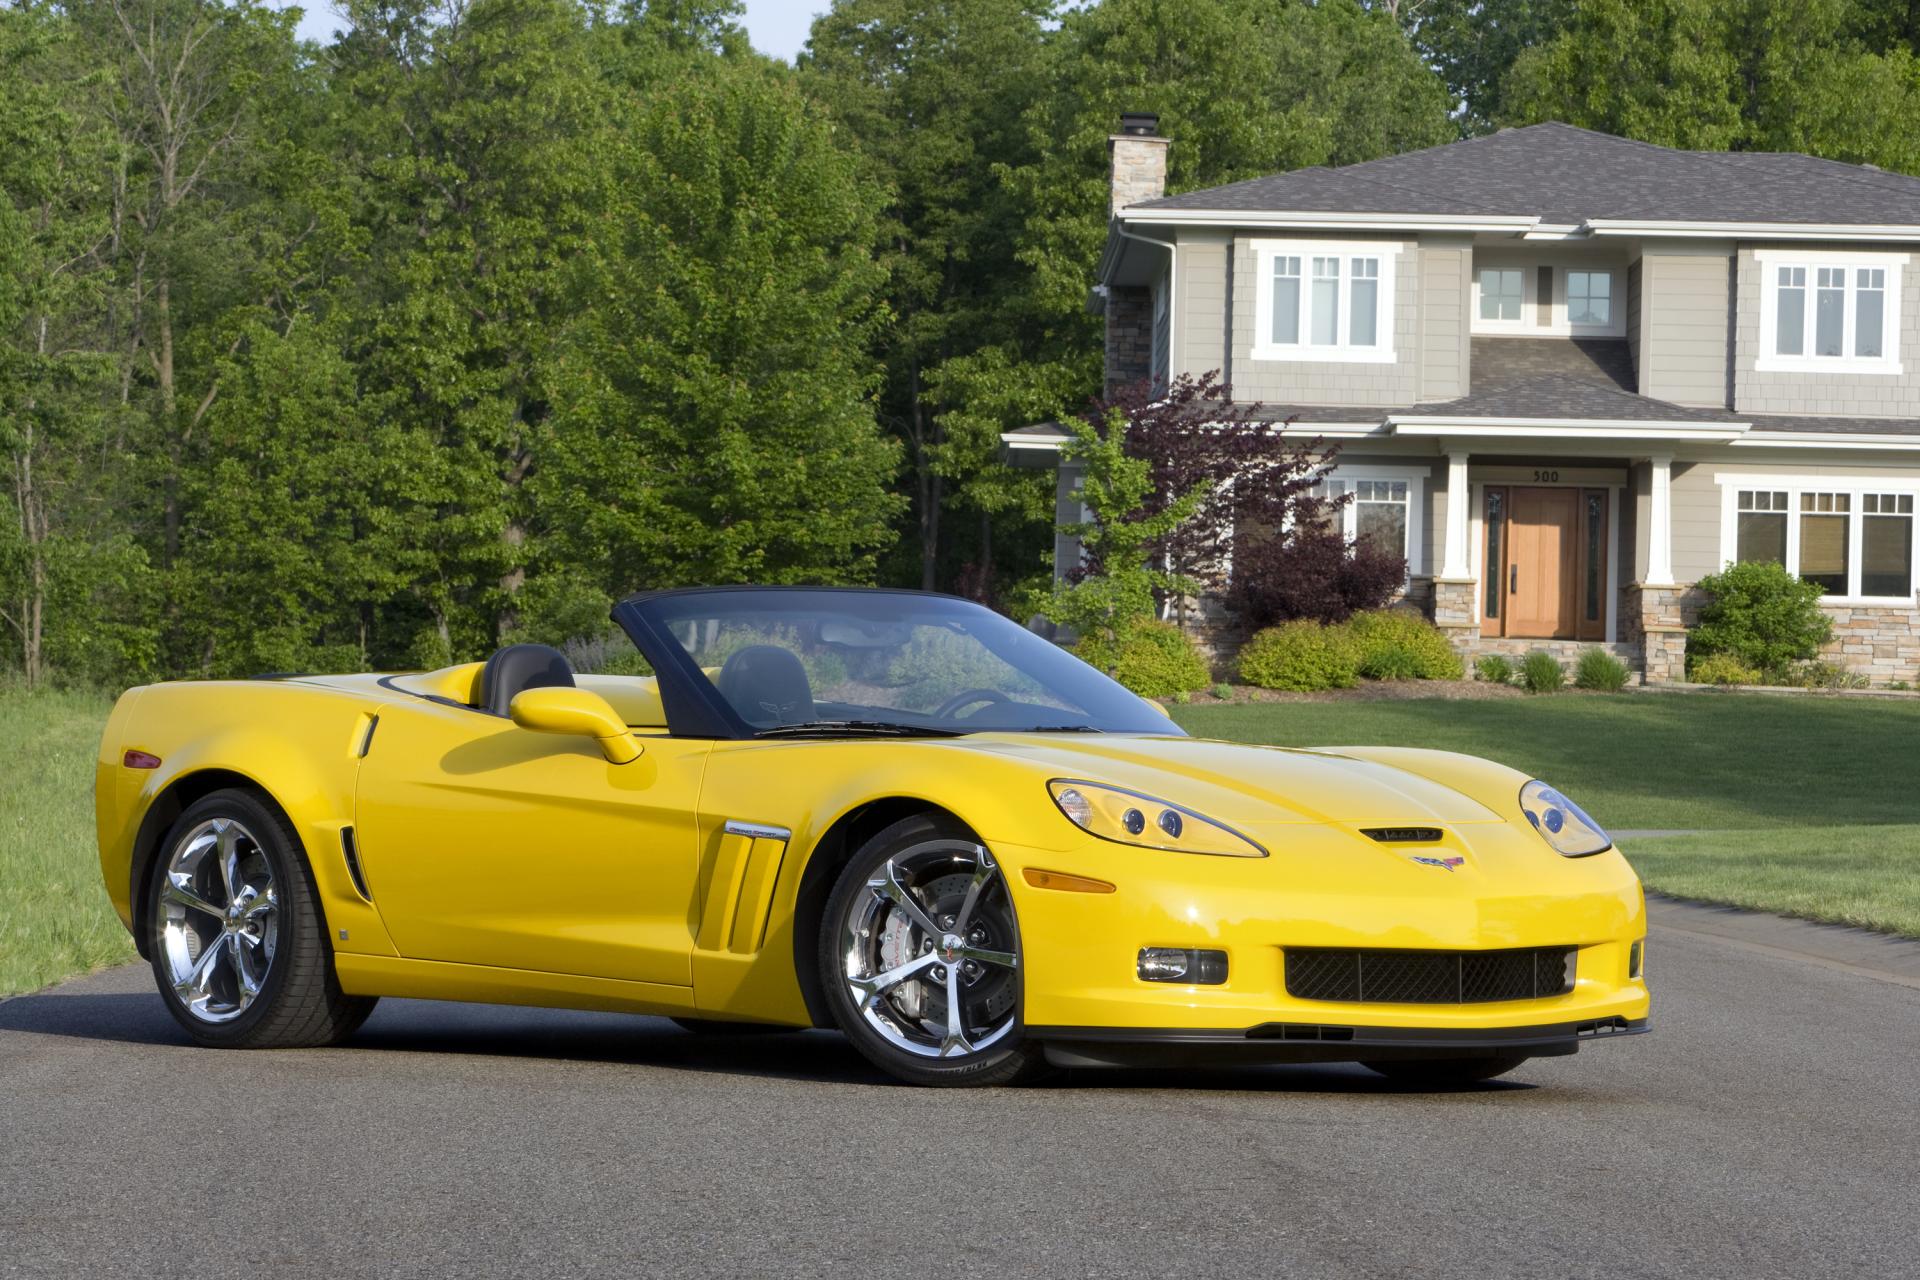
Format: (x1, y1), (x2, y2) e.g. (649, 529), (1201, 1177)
(1109, 112), (1168, 217)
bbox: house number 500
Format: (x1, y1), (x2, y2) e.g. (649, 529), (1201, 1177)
(1533, 469), (1561, 483)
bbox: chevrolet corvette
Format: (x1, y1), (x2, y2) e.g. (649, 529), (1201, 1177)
(95, 586), (1648, 1086)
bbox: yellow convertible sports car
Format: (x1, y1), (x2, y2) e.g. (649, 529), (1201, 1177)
(95, 587), (1648, 1087)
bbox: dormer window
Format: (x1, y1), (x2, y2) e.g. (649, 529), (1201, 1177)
(1250, 239), (1401, 364)
(1470, 263), (1624, 336)
(1566, 271), (1612, 327)
(1756, 250), (1904, 375)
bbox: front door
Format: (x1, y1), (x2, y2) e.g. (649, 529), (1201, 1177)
(1484, 486), (1609, 640)
(353, 700), (710, 986)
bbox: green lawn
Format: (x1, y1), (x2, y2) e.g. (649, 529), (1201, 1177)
(4, 688), (1917, 998)
(1171, 693), (1920, 937)
(0, 687), (134, 996)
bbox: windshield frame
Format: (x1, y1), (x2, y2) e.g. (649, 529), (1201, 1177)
(610, 586), (1187, 741)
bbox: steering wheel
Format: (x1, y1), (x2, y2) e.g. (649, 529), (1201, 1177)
(932, 687), (1014, 721)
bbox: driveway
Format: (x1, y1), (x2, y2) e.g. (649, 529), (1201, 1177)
(2, 906), (1916, 1279)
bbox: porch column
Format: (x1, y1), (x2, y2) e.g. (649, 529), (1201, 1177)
(1647, 453), (1675, 586)
(1441, 449), (1472, 579)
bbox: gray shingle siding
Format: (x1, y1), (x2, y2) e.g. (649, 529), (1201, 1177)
(1732, 243), (1920, 416)
(1417, 236), (1470, 401)
(1227, 235), (1420, 407)
(1642, 249), (1733, 408)
(1174, 232), (1230, 382)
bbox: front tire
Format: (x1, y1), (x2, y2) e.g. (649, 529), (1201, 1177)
(147, 789), (376, 1048)
(1362, 1055), (1530, 1085)
(819, 815), (1044, 1087)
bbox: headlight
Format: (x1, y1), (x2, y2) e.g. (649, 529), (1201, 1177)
(1519, 779), (1611, 857)
(1048, 780), (1266, 858)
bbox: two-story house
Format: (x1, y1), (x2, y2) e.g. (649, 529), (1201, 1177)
(1007, 117), (1920, 682)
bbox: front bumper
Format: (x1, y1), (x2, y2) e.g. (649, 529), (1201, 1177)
(1033, 1016), (1650, 1069)
(992, 824), (1653, 1037)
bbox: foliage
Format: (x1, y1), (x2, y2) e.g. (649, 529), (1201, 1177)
(1475, 654), (1517, 685)
(1574, 648), (1631, 692)
(1520, 650), (1566, 694)
(1689, 561), (1835, 674)
(1237, 620), (1362, 692)
(1690, 652), (1764, 685)
(1771, 660), (1871, 690)
(886, 627), (1036, 707)
(1210, 682), (1234, 701)
(1226, 526), (1407, 628)
(1348, 610), (1464, 681)
(1076, 619), (1211, 699)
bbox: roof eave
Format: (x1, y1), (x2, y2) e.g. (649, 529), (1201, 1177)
(1387, 416), (1750, 442)
(1117, 208), (1540, 234)
(1732, 431), (1920, 450)
(1587, 219), (1920, 242)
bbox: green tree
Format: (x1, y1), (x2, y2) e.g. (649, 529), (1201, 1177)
(531, 59), (903, 612)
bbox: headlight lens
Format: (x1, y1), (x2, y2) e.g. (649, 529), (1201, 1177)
(1047, 780), (1266, 857)
(1519, 779), (1611, 857)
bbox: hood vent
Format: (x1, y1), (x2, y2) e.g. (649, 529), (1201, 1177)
(1361, 826), (1444, 845)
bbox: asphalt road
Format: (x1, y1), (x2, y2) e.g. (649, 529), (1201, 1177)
(3, 914), (1917, 1280)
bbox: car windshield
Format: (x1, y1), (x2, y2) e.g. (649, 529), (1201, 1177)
(628, 589), (1184, 737)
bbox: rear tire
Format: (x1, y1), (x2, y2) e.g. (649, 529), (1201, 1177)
(1362, 1054), (1530, 1085)
(819, 814), (1046, 1087)
(147, 788), (376, 1048)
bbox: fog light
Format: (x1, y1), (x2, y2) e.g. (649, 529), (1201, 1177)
(1137, 947), (1227, 985)
(1629, 939), (1645, 979)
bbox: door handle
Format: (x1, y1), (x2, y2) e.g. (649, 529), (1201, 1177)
(1509, 565), (1519, 594)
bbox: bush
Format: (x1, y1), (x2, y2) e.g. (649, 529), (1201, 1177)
(1771, 660), (1869, 690)
(1210, 682), (1234, 701)
(1573, 648), (1630, 692)
(1520, 650), (1565, 693)
(1226, 525), (1406, 627)
(1077, 619), (1211, 698)
(1237, 620), (1361, 691)
(886, 627), (1037, 710)
(1689, 561), (1833, 672)
(1474, 654), (1515, 684)
(1689, 652), (1761, 685)
(1348, 610), (1464, 680)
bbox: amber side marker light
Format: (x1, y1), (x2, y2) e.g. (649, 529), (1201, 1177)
(1022, 868), (1115, 894)
(123, 749), (162, 770)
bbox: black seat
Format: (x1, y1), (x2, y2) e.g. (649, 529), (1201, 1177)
(478, 643), (576, 716)
(715, 645), (815, 726)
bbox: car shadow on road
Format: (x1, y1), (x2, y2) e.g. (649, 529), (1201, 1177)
(1, 986), (1536, 1095)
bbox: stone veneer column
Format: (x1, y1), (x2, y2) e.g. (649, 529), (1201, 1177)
(1104, 286), (1153, 396)
(1634, 583), (1697, 683)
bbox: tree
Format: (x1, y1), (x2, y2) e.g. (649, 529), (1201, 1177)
(530, 59), (903, 610)
(1397, 0), (1576, 132)
(799, 0), (1055, 594)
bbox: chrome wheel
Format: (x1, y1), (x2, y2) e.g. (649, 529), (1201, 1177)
(838, 839), (1020, 1059)
(155, 818), (279, 1025)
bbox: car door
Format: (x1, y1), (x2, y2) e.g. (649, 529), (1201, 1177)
(352, 696), (710, 987)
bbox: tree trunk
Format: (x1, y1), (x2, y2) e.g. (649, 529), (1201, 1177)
(156, 277), (180, 566)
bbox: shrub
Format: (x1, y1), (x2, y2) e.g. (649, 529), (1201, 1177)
(1771, 660), (1869, 690)
(1078, 619), (1211, 698)
(1573, 648), (1630, 692)
(1237, 620), (1361, 692)
(1520, 650), (1565, 693)
(1347, 610), (1464, 680)
(1474, 654), (1515, 685)
(1210, 682), (1234, 701)
(1689, 561), (1833, 672)
(1226, 525), (1406, 627)
(1689, 652), (1761, 685)
(887, 627), (1036, 710)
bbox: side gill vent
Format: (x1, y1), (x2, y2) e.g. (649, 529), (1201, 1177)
(1361, 827), (1444, 844)
(340, 826), (372, 901)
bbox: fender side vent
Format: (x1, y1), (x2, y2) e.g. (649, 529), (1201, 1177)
(341, 826), (372, 901)
(1361, 827), (1444, 844)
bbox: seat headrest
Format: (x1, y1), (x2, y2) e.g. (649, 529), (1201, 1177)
(715, 645), (815, 727)
(478, 643), (576, 717)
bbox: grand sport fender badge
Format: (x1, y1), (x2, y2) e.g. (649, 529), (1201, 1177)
(1410, 855), (1466, 872)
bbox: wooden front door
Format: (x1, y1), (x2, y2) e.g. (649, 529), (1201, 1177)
(1483, 486), (1609, 640)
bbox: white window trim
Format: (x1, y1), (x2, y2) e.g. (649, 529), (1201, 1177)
(1753, 248), (1906, 376)
(1249, 238), (1401, 364)
(1714, 473), (1920, 606)
(1470, 264), (1625, 338)
(1319, 463), (1425, 579)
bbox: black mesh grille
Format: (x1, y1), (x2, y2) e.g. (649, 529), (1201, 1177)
(1284, 947), (1574, 1004)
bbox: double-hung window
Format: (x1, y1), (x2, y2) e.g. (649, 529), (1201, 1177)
(1722, 479), (1919, 602)
(1756, 251), (1905, 374)
(1252, 240), (1400, 363)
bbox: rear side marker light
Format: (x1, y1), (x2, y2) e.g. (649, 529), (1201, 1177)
(1138, 948), (1228, 985)
(1022, 868), (1115, 894)
(123, 750), (161, 769)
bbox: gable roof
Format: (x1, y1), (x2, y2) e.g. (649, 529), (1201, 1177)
(1132, 123), (1920, 228)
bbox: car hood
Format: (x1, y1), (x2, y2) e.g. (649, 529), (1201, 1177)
(959, 734), (1506, 826)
